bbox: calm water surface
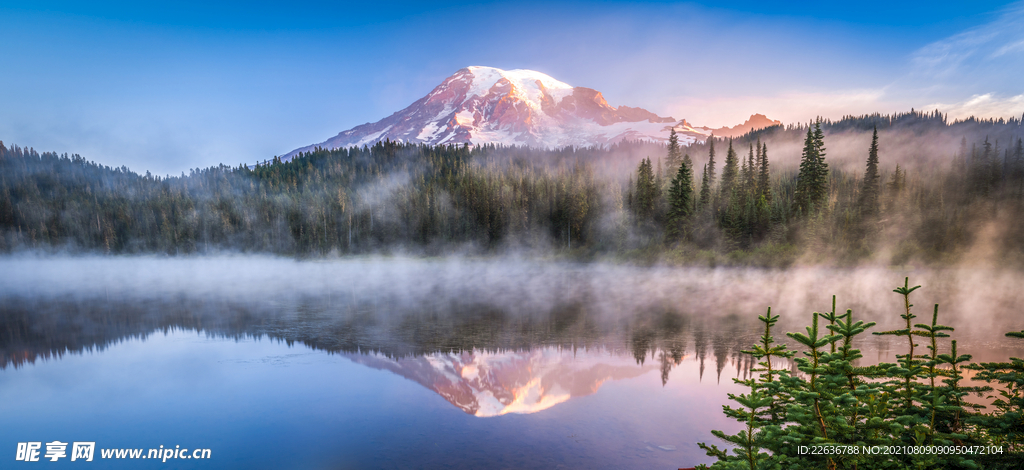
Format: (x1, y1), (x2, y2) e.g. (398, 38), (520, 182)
(3, 257), (1023, 469)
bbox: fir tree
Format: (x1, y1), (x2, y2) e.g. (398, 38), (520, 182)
(666, 160), (694, 241)
(757, 143), (771, 203)
(967, 330), (1024, 458)
(720, 139), (739, 200)
(888, 164), (905, 196)
(812, 121), (829, 200)
(706, 138), (717, 189)
(699, 163), (712, 206)
(795, 127), (815, 210)
(701, 280), (991, 470)
(957, 136), (969, 171)
(858, 126), (881, 216)
(666, 128), (682, 175)
(795, 121), (829, 212)
(741, 149), (750, 192)
(635, 157), (658, 220)
(744, 142), (757, 194)
(699, 308), (791, 470)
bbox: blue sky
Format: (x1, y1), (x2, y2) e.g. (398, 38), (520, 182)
(1, 0), (1022, 175)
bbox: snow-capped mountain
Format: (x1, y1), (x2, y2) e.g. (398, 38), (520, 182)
(344, 348), (657, 417)
(284, 66), (700, 159)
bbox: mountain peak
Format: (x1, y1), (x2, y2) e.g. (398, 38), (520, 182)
(462, 66), (574, 98)
(708, 114), (783, 138)
(283, 66), (681, 158)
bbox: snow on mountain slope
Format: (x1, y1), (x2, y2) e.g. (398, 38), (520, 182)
(283, 66), (695, 159)
(344, 348), (658, 417)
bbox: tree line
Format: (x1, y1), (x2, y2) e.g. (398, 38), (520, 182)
(623, 115), (1024, 266)
(1, 109), (1022, 264)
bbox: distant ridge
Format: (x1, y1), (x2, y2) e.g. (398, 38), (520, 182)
(671, 114), (782, 140)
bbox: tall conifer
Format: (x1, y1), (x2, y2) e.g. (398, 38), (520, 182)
(720, 139), (739, 200)
(635, 157), (657, 219)
(667, 160), (694, 240)
(858, 126), (881, 216)
(706, 138), (717, 189)
(745, 143), (757, 194)
(757, 143), (771, 203)
(795, 121), (829, 211)
(812, 121), (829, 198)
(666, 128), (682, 174)
(699, 163), (711, 206)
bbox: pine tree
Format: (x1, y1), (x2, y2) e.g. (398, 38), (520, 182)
(888, 164), (905, 196)
(666, 160), (694, 241)
(957, 136), (969, 171)
(795, 121), (829, 212)
(656, 157), (664, 190)
(699, 309), (791, 470)
(967, 138), (986, 197)
(720, 139), (739, 200)
(626, 174), (634, 214)
(699, 163), (712, 206)
(666, 128), (682, 175)
(635, 157), (658, 219)
(700, 279), (998, 470)
(812, 121), (829, 201)
(858, 126), (881, 216)
(744, 142), (757, 194)
(706, 138), (717, 189)
(795, 127), (816, 210)
(967, 330), (1024, 456)
(757, 143), (771, 203)
(741, 149), (750, 192)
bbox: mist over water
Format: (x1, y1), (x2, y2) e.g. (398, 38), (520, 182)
(3, 256), (1024, 468)
(4, 255), (1023, 332)
(4, 256), (1024, 375)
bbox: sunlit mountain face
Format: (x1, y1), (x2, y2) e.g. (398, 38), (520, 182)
(283, 66), (786, 160)
(346, 348), (658, 417)
(285, 66), (702, 158)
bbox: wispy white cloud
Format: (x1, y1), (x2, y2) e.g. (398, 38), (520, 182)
(991, 39), (1024, 58)
(922, 93), (1024, 121)
(694, 2), (1024, 126)
(665, 2), (1024, 127)
(910, 30), (1001, 78)
(905, 2), (1024, 98)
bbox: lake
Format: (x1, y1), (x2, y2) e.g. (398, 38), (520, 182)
(3, 257), (1023, 468)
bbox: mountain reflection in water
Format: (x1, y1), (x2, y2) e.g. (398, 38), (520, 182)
(6, 258), (1024, 396)
(347, 348), (659, 417)
(6, 258), (1024, 469)
(0, 292), (742, 395)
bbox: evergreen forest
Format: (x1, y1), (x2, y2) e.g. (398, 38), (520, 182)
(1, 109), (1023, 267)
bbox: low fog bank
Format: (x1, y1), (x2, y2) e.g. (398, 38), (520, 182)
(3, 255), (1023, 337)
(5, 256), (1024, 381)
